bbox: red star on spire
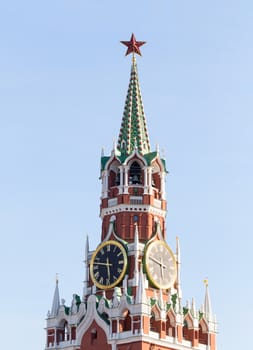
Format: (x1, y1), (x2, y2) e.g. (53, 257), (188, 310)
(121, 33), (146, 56)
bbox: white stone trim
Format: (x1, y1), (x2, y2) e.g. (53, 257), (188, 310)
(100, 204), (166, 219)
(107, 332), (207, 350)
(127, 241), (145, 255)
(76, 295), (110, 344)
(108, 198), (118, 207)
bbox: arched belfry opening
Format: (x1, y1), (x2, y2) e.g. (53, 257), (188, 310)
(58, 320), (69, 343)
(107, 160), (121, 198)
(129, 161), (142, 185)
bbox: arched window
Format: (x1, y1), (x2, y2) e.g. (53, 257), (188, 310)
(123, 310), (131, 331)
(166, 313), (175, 337)
(150, 309), (160, 333)
(183, 319), (194, 342)
(150, 311), (156, 332)
(90, 328), (97, 344)
(129, 161), (141, 184)
(58, 320), (69, 342)
(64, 321), (69, 341)
(115, 169), (120, 186)
(183, 320), (189, 339)
(199, 323), (208, 344)
(121, 140), (126, 151)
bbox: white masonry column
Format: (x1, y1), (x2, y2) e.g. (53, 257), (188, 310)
(160, 171), (166, 200)
(104, 170), (109, 198)
(101, 171), (105, 198)
(119, 166), (124, 194)
(101, 170), (109, 199)
(147, 166), (152, 194)
(123, 165), (129, 194)
(143, 166), (148, 194)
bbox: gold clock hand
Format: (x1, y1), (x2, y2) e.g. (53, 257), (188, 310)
(106, 257), (111, 279)
(160, 257), (165, 278)
(94, 261), (112, 266)
(149, 256), (166, 278)
(149, 256), (164, 266)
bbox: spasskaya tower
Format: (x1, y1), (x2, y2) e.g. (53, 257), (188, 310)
(45, 34), (218, 350)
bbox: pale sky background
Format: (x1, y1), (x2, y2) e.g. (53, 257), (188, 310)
(0, 1), (252, 349)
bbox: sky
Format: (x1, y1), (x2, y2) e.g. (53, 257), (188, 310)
(0, 1), (252, 349)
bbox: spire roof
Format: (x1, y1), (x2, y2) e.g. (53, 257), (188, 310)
(136, 264), (147, 304)
(117, 56), (151, 156)
(50, 276), (60, 317)
(204, 280), (213, 320)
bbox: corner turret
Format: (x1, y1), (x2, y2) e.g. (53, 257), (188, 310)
(50, 276), (60, 317)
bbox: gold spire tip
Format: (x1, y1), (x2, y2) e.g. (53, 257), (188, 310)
(203, 278), (208, 286)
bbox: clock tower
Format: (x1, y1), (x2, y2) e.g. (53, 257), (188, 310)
(45, 34), (218, 350)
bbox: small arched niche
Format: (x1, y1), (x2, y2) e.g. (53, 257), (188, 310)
(199, 320), (208, 345)
(183, 315), (194, 342)
(166, 311), (176, 337)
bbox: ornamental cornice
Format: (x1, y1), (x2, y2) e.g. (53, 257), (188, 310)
(100, 203), (166, 219)
(108, 332), (200, 350)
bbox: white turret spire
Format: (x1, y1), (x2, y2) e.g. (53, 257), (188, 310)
(83, 236), (89, 298)
(191, 297), (197, 318)
(85, 235), (89, 262)
(176, 236), (182, 300)
(50, 275), (60, 317)
(133, 223), (139, 285)
(136, 264), (147, 304)
(159, 288), (164, 310)
(204, 279), (213, 321)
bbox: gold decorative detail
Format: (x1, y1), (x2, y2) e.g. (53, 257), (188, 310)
(203, 278), (209, 286)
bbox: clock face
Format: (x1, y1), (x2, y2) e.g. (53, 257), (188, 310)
(145, 240), (177, 289)
(90, 240), (128, 290)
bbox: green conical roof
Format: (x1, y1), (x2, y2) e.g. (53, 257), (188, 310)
(117, 56), (150, 156)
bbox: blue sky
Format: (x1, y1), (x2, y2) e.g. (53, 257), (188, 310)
(0, 1), (252, 349)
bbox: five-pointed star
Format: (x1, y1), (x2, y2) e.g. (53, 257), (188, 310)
(121, 33), (146, 56)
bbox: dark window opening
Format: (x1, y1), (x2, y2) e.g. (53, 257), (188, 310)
(129, 162), (141, 184)
(115, 170), (120, 186)
(90, 328), (97, 344)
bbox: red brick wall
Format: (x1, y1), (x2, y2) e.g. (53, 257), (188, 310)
(80, 321), (111, 350)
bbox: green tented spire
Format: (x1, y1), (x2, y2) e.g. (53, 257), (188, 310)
(117, 56), (150, 156)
